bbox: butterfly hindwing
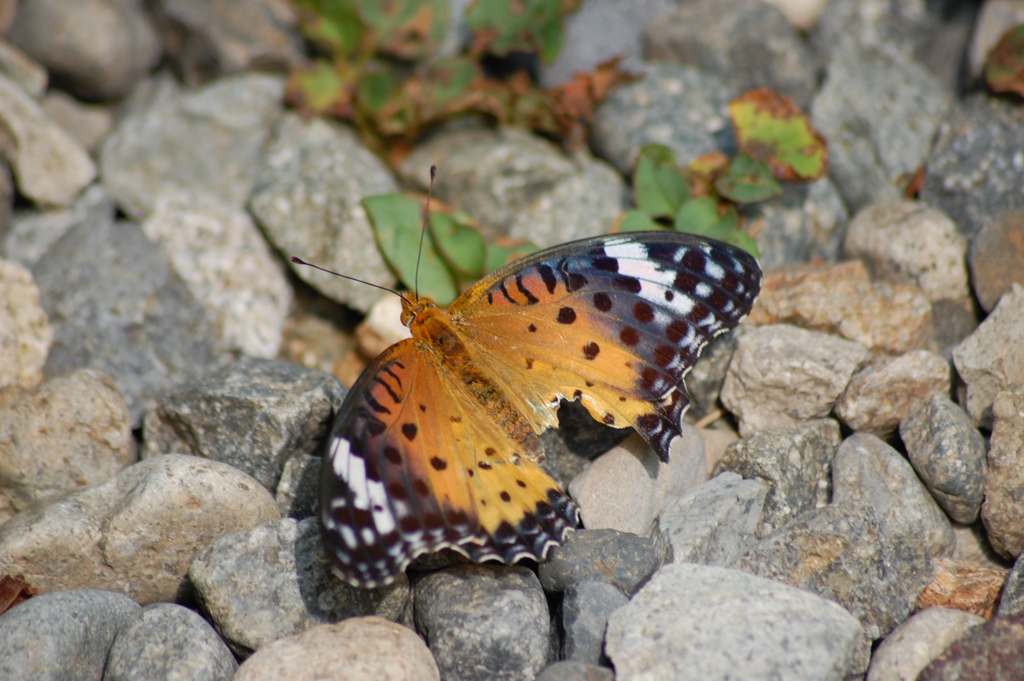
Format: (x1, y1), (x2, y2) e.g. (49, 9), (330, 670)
(449, 232), (761, 461)
(321, 339), (577, 589)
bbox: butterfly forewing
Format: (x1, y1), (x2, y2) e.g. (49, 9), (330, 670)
(322, 232), (760, 588)
(450, 232), (761, 461)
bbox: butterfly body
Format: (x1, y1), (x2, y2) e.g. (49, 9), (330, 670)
(321, 232), (761, 588)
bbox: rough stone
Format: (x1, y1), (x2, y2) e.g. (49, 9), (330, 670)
(981, 388), (1024, 559)
(249, 113), (397, 313)
(190, 516), (409, 655)
(275, 453), (320, 519)
(746, 260), (934, 355)
(655, 471), (767, 566)
(921, 94), (1024, 241)
(104, 603), (238, 681)
(952, 284), (1024, 428)
(0, 369), (132, 511)
(843, 201), (970, 303)
(900, 395), (987, 525)
(535, 661), (614, 681)
(3, 183), (114, 267)
(917, 611), (1024, 680)
(414, 565), (551, 681)
(917, 558), (1008, 620)
(233, 617), (439, 681)
(569, 429), (706, 536)
(39, 91), (112, 154)
(102, 73), (284, 219)
(832, 433), (955, 558)
(143, 357), (345, 490)
(835, 350), (951, 438)
(865, 607), (984, 681)
(0, 455), (280, 604)
(0, 589), (140, 681)
(721, 324), (869, 436)
(10, 0), (160, 99)
(715, 419), (840, 537)
(606, 563), (864, 681)
(141, 190), (292, 358)
(968, 208), (1024, 313)
(0, 73), (96, 207)
(538, 528), (662, 596)
(0, 259), (51, 400)
(561, 580), (627, 665)
(734, 501), (935, 640)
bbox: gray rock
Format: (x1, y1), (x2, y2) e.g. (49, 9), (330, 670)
(507, 155), (628, 248)
(981, 388), (1024, 559)
(0, 259), (51, 398)
(656, 471), (767, 566)
(684, 329), (738, 421)
(538, 528), (661, 596)
(968, 208), (1024, 314)
(190, 516), (409, 655)
(645, 0), (818, 107)
(900, 395), (987, 525)
(141, 190), (293, 358)
(811, 41), (950, 212)
(915, 611), (1024, 680)
(0, 36), (48, 97)
(0, 589), (140, 681)
(414, 565), (552, 681)
(233, 617), (440, 681)
(832, 433), (955, 558)
(834, 350), (951, 439)
(866, 607), (984, 681)
(998, 549), (1024, 616)
(734, 501), (935, 640)
(102, 73), (285, 219)
(104, 603), (237, 681)
(161, 0), (305, 83)
(811, 0), (932, 64)
(592, 61), (738, 175)
(398, 127), (618, 242)
(745, 178), (850, 271)
(921, 94), (1024, 240)
(539, 0), (678, 87)
(32, 217), (222, 426)
(275, 453), (321, 519)
(606, 563), (865, 681)
(3, 184), (114, 267)
(952, 283), (1024, 428)
(249, 113), (397, 313)
(569, 429), (706, 537)
(535, 661), (614, 681)
(561, 580), (627, 665)
(0, 369), (132, 511)
(843, 201), (970, 304)
(721, 324), (871, 436)
(40, 91), (113, 154)
(0, 455), (280, 603)
(0, 73), (96, 207)
(143, 356), (344, 490)
(10, 0), (161, 99)
(715, 419), (840, 537)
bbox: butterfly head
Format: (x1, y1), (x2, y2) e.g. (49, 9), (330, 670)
(400, 293), (437, 328)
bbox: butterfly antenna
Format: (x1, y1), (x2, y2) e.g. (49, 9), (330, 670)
(290, 257), (409, 303)
(413, 165), (436, 301)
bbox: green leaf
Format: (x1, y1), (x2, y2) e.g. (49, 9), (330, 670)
(616, 210), (663, 233)
(729, 88), (828, 182)
(724, 231), (760, 259)
(634, 157), (689, 218)
(984, 25), (1024, 97)
(637, 144), (677, 165)
(363, 194), (459, 306)
(284, 60), (353, 117)
(714, 154), (783, 203)
(294, 0), (365, 58)
(465, 0), (582, 64)
(355, 0), (450, 60)
(674, 198), (737, 240)
(429, 210), (486, 278)
(485, 240), (540, 274)
(419, 57), (482, 120)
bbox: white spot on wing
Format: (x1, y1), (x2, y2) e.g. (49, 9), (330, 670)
(604, 241), (649, 260)
(705, 260), (725, 281)
(695, 282), (712, 298)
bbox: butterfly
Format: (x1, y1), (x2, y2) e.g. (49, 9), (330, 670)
(319, 231), (761, 588)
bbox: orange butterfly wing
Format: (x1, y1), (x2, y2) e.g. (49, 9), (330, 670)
(320, 232), (761, 588)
